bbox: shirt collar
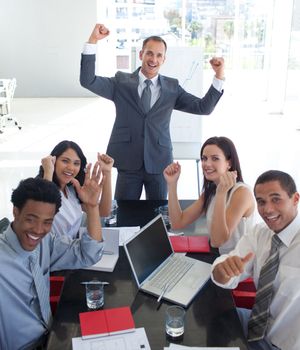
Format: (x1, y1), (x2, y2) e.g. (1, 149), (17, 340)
(277, 211), (300, 247)
(138, 70), (159, 87)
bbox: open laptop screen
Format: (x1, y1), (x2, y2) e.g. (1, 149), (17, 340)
(125, 215), (173, 285)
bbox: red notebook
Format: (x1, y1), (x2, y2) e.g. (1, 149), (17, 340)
(170, 235), (210, 253)
(79, 306), (135, 339)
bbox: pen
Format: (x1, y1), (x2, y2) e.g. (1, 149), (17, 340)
(103, 250), (114, 255)
(80, 281), (109, 285)
(157, 283), (169, 303)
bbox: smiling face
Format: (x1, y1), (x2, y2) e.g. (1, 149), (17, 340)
(201, 144), (231, 184)
(12, 199), (56, 251)
(139, 39), (166, 79)
(255, 180), (299, 233)
(55, 148), (81, 190)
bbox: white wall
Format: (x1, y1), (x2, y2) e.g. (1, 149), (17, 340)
(0, 0), (97, 97)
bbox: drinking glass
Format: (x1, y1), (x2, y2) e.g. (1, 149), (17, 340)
(165, 305), (185, 338)
(104, 202), (118, 226)
(85, 282), (104, 310)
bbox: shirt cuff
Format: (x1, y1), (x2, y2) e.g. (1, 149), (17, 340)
(80, 229), (104, 243)
(212, 76), (225, 92)
(82, 43), (97, 55)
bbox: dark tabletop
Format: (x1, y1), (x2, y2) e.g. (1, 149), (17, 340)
(47, 200), (249, 350)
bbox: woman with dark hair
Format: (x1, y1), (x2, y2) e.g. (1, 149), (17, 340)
(38, 140), (114, 238)
(164, 136), (255, 254)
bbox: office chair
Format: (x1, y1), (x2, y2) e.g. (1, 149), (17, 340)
(0, 217), (10, 234)
(49, 276), (65, 315)
(0, 78), (21, 133)
(0, 80), (8, 133)
(232, 277), (256, 309)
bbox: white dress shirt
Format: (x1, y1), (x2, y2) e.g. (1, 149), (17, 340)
(138, 71), (160, 109)
(211, 212), (300, 350)
(0, 224), (104, 350)
(82, 43), (224, 93)
(51, 185), (82, 238)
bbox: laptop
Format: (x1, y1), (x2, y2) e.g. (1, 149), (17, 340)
(123, 214), (211, 307)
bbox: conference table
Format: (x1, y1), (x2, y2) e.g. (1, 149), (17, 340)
(46, 200), (249, 350)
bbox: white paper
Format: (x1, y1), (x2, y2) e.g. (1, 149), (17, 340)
(84, 229), (119, 272)
(167, 231), (184, 236)
(166, 345), (240, 350)
(118, 226), (140, 245)
(72, 327), (151, 350)
(98, 226), (140, 246)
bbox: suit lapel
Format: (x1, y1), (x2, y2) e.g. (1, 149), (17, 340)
(149, 75), (167, 114)
(127, 68), (145, 114)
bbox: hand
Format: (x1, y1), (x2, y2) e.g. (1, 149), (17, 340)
(97, 153), (114, 174)
(41, 155), (56, 180)
(163, 162), (181, 184)
(216, 171), (237, 194)
(209, 57), (225, 80)
(71, 162), (104, 207)
(213, 252), (254, 284)
(88, 24), (110, 44)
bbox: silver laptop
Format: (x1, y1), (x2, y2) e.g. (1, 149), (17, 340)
(123, 214), (211, 307)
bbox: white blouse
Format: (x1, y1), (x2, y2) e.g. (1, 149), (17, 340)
(51, 185), (83, 238)
(206, 182), (255, 254)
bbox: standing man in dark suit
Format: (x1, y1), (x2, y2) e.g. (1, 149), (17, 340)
(80, 23), (225, 200)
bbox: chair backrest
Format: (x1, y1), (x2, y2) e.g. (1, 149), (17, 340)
(49, 276), (65, 315)
(7, 78), (17, 99)
(0, 78), (17, 116)
(0, 217), (10, 234)
(232, 278), (257, 309)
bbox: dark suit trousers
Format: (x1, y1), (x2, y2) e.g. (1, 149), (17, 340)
(114, 167), (167, 200)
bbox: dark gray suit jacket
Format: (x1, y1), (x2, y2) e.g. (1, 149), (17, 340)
(80, 54), (223, 174)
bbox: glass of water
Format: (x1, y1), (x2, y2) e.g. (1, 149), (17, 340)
(158, 205), (171, 229)
(104, 202), (118, 227)
(85, 281), (104, 310)
(165, 305), (185, 338)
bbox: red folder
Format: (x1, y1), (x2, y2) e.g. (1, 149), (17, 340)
(170, 235), (210, 253)
(79, 306), (135, 339)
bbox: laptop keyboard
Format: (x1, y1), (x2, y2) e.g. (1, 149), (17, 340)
(148, 256), (194, 290)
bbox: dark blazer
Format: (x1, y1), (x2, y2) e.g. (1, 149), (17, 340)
(80, 54), (223, 174)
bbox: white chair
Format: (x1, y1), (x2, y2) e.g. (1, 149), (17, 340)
(0, 79), (9, 133)
(0, 78), (21, 133)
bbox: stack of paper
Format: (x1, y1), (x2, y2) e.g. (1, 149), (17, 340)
(83, 226), (140, 272)
(164, 345), (240, 350)
(72, 327), (150, 350)
(84, 228), (120, 272)
(117, 226), (140, 245)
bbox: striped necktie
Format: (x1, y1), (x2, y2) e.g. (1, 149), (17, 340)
(29, 247), (52, 328)
(141, 79), (152, 113)
(247, 234), (283, 342)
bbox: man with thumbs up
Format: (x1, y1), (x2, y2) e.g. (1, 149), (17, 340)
(212, 170), (300, 350)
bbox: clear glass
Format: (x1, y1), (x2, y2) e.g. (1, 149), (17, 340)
(158, 205), (170, 228)
(104, 202), (118, 227)
(165, 305), (185, 338)
(85, 282), (104, 310)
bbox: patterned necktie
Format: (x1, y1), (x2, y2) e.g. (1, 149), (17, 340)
(29, 247), (52, 328)
(141, 79), (152, 113)
(247, 234), (283, 342)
